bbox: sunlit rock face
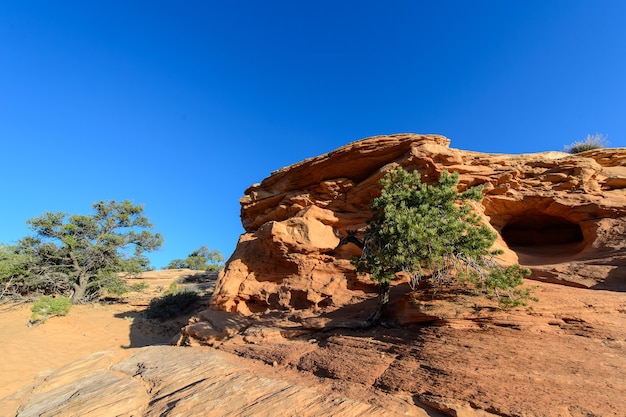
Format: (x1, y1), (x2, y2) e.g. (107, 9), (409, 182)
(211, 134), (626, 315)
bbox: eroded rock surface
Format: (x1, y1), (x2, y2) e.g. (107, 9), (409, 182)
(2, 346), (436, 417)
(201, 281), (626, 417)
(210, 134), (626, 315)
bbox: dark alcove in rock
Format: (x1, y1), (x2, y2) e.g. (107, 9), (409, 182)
(502, 211), (584, 246)
(500, 210), (585, 264)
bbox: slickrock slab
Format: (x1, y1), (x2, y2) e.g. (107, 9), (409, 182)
(5, 346), (437, 417)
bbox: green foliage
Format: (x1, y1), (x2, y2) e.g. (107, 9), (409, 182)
(99, 276), (147, 297)
(30, 296), (72, 323)
(102, 276), (131, 296)
(165, 246), (223, 271)
(129, 281), (149, 292)
(165, 281), (178, 294)
(0, 244), (30, 300)
(459, 264), (534, 308)
(5, 200), (162, 303)
(116, 255), (153, 274)
(565, 133), (608, 154)
(144, 290), (200, 321)
(0, 245), (26, 280)
(353, 166), (532, 310)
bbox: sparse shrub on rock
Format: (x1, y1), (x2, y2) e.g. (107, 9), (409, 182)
(102, 277), (149, 298)
(165, 281), (178, 295)
(565, 133), (608, 153)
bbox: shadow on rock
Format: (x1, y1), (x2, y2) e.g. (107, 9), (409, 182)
(113, 308), (194, 348)
(592, 260), (626, 292)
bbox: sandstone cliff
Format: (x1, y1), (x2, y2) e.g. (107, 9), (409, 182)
(210, 134), (626, 316)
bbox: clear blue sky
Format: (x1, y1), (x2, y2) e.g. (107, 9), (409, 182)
(1, 1), (624, 268)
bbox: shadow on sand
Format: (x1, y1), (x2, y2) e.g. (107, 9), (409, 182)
(115, 272), (217, 348)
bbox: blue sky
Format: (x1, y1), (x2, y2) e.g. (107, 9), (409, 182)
(1, 1), (624, 268)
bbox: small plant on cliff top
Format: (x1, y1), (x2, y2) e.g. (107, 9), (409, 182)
(352, 166), (532, 322)
(565, 133), (608, 154)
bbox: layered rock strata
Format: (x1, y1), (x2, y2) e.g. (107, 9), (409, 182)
(4, 346), (432, 417)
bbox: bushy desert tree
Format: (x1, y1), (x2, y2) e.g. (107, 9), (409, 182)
(166, 246), (223, 271)
(7, 200), (163, 303)
(0, 244), (30, 300)
(352, 167), (530, 322)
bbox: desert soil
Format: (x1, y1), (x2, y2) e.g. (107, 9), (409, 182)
(0, 270), (202, 399)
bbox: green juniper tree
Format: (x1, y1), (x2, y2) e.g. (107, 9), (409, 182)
(10, 200), (162, 303)
(0, 244), (30, 300)
(166, 246), (223, 271)
(353, 166), (531, 323)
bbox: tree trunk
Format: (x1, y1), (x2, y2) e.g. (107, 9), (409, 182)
(367, 281), (390, 324)
(71, 275), (89, 303)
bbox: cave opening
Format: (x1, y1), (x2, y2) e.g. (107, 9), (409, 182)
(501, 211), (584, 249)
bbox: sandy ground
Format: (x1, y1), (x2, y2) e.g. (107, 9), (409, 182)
(0, 270), (207, 399)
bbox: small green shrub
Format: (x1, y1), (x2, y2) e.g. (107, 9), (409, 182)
(144, 290), (200, 321)
(565, 133), (608, 154)
(177, 271), (218, 284)
(103, 277), (131, 296)
(165, 281), (178, 295)
(128, 282), (149, 292)
(102, 277), (149, 297)
(30, 296), (72, 323)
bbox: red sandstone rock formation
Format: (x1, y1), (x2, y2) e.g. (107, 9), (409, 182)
(210, 134), (626, 316)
